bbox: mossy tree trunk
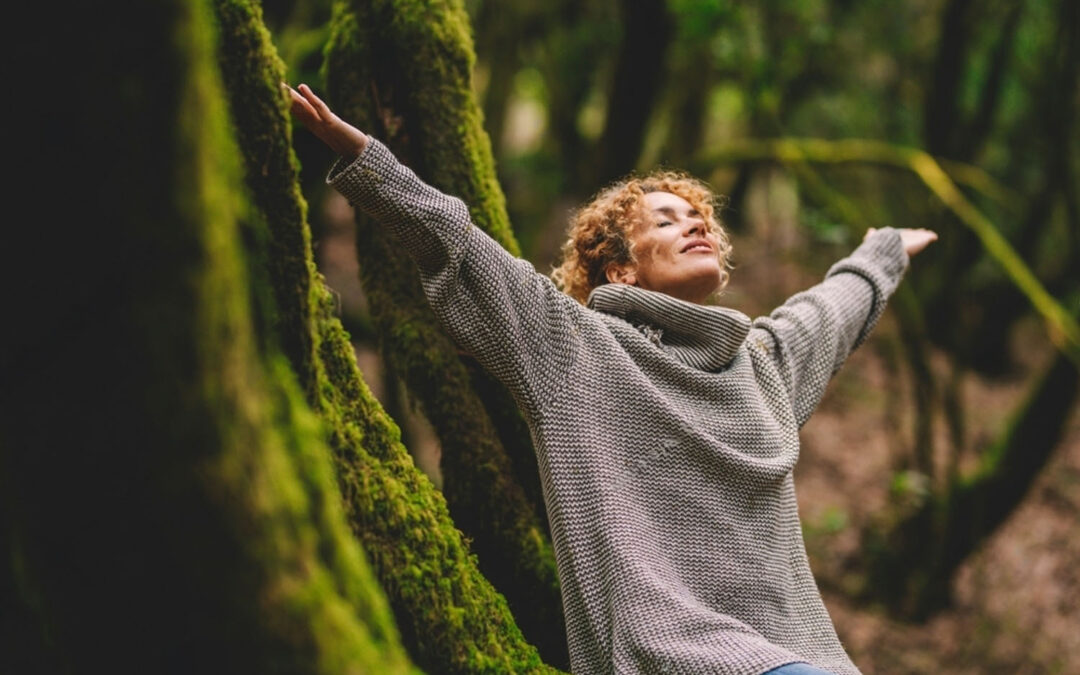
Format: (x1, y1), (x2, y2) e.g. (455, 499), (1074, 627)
(324, 0), (569, 667)
(211, 0), (559, 672)
(1, 1), (413, 672)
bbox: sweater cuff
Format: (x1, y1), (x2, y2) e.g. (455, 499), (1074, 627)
(325, 136), (394, 209)
(827, 227), (908, 294)
(824, 227), (908, 346)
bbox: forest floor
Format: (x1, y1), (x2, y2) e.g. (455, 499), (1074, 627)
(316, 188), (1080, 674)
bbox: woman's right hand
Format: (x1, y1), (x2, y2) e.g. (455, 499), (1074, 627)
(285, 83), (369, 161)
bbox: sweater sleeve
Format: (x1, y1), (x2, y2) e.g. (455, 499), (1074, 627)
(750, 228), (908, 427)
(326, 138), (580, 414)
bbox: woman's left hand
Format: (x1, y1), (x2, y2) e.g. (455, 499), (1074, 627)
(865, 228), (938, 258)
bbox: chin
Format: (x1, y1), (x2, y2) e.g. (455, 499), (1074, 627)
(676, 274), (722, 304)
(691, 268), (723, 295)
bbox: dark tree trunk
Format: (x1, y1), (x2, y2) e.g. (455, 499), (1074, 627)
(594, 0), (672, 186)
(923, 0), (976, 159)
(1, 1), (414, 672)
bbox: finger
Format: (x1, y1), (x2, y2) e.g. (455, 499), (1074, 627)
(287, 87), (321, 123)
(285, 83), (306, 105)
(298, 83), (334, 120)
(294, 84), (322, 120)
(906, 233), (936, 256)
(284, 84), (304, 107)
(291, 98), (320, 124)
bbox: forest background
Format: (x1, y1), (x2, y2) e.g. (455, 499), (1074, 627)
(3, 0), (1078, 673)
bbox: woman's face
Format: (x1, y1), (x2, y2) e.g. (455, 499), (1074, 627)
(606, 191), (724, 304)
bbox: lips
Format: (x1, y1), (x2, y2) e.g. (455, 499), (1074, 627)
(680, 239), (713, 254)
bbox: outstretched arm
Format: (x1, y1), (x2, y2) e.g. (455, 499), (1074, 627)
(750, 227), (935, 427)
(287, 84), (580, 415)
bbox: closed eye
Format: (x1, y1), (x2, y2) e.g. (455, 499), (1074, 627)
(657, 220), (673, 227)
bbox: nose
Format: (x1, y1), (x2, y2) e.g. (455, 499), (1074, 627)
(684, 218), (704, 236)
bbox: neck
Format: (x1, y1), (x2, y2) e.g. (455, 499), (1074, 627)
(630, 279), (720, 306)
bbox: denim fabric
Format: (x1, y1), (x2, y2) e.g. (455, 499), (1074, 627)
(762, 663), (838, 675)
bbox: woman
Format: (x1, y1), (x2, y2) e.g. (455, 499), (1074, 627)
(288, 83), (936, 675)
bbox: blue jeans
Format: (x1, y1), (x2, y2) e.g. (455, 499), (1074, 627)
(762, 663), (837, 675)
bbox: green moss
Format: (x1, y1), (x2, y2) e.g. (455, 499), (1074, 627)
(2, 0), (416, 670)
(349, 209), (567, 668)
(178, 2), (416, 670)
(325, 2), (569, 665)
(213, 0), (319, 397)
(314, 283), (555, 673)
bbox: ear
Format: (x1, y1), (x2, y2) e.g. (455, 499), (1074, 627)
(605, 264), (637, 286)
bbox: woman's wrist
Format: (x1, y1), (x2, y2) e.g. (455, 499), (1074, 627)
(333, 127), (369, 161)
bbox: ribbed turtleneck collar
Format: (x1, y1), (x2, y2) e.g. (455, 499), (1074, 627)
(586, 283), (751, 371)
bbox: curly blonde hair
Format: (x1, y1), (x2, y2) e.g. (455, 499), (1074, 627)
(551, 170), (733, 304)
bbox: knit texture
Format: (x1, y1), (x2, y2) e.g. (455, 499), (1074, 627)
(329, 139), (909, 675)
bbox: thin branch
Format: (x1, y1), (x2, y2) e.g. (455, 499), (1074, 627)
(694, 138), (1024, 209)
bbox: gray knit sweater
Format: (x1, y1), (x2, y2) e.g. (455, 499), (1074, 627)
(329, 138), (909, 675)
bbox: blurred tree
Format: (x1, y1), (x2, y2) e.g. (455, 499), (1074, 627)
(863, 0), (1080, 618)
(656, 0), (735, 167)
(959, 0), (1078, 372)
(470, 0), (620, 262)
(866, 349), (1079, 618)
(592, 0), (673, 186)
(471, 0), (676, 261)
